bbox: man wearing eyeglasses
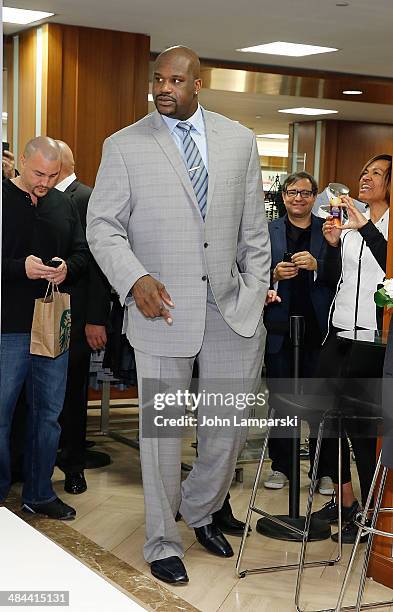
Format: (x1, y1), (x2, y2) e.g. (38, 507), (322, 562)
(263, 171), (340, 493)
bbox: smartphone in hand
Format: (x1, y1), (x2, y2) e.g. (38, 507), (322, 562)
(45, 259), (62, 268)
(283, 252), (293, 263)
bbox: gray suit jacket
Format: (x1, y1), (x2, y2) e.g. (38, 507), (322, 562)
(87, 109), (270, 357)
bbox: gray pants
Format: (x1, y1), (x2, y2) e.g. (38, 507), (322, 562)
(135, 301), (265, 562)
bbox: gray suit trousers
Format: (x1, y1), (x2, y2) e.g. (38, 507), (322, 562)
(135, 301), (265, 562)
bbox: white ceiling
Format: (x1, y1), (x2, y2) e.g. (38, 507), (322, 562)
(4, 0), (393, 136)
(4, 0), (393, 77)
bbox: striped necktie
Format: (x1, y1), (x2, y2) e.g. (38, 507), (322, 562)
(174, 121), (208, 219)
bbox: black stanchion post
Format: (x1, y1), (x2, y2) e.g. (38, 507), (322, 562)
(256, 315), (330, 541)
(289, 316), (304, 520)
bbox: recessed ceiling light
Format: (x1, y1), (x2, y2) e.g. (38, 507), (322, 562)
(342, 90), (363, 95)
(336, 2), (349, 6)
(278, 107), (338, 116)
(257, 133), (289, 139)
(255, 115), (262, 119)
(3, 7), (54, 24)
(237, 41), (338, 57)
(147, 93), (154, 102)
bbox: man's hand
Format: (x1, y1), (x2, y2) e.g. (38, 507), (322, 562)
(131, 275), (174, 325)
(322, 216), (342, 247)
(273, 261), (298, 283)
(291, 251), (317, 271)
(25, 255), (67, 284)
(25, 255), (57, 280)
(2, 150), (15, 179)
(46, 258), (67, 285)
(265, 289), (282, 305)
(85, 324), (107, 351)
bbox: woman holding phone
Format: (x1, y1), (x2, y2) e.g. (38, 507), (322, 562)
(313, 153), (392, 543)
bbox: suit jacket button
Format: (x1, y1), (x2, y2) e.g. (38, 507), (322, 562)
(204, 242), (208, 248)
(202, 275), (207, 281)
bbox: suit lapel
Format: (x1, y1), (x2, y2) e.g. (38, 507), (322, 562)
(65, 180), (78, 198)
(150, 111), (200, 213)
(203, 111), (219, 221)
(272, 217), (287, 266)
(310, 215), (324, 259)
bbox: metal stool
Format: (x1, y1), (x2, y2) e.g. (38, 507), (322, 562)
(236, 392), (344, 611)
(335, 446), (393, 611)
(237, 390), (386, 612)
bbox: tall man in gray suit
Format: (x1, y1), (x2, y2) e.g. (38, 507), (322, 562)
(87, 46), (270, 584)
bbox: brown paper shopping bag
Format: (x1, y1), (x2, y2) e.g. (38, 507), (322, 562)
(30, 282), (72, 358)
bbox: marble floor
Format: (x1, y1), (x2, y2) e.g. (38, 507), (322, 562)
(7, 414), (393, 612)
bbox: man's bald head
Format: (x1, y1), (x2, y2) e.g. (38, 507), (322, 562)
(23, 136), (61, 161)
(153, 46), (202, 120)
(155, 46), (201, 80)
(17, 136), (61, 200)
(56, 140), (75, 183)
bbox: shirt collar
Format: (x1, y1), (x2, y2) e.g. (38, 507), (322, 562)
(55, 172), (77, 192)
(161, 105), (205, 136)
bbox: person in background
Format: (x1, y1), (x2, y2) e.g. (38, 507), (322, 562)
(87, 46), (270, 585)
(313, 153), (391, 543)
(55, 141), (111, 495)
(263, 171), (340, 494)
(2, 148), (16, 179)
(0, 136), (89, 519)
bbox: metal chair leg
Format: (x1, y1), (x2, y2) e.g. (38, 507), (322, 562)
(294, 415), (343, 612)
(334, 453), (393, 612)
(354, 465), (387, 612)
(295, 418), (326, 610)
(236, 422), (272, 577)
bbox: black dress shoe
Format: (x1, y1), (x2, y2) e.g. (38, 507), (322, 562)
(150, 556), (189, 584)
(213, 497), (251, 537)
(64, 472), (87, 494)
(21, 497), (76, 520)
(194, 524), (234, 557)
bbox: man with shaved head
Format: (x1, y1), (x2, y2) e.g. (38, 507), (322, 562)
(88, 46), (270, 584)
(55, 140), (111, 495)
(1, 136), (89, 519)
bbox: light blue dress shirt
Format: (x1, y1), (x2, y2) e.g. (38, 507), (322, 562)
(161, 105), (208, 171)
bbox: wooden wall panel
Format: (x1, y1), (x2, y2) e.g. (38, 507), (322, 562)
(319, 120), (338, 189)
(287, 123), (294, 173)
(4, 37), (14, 147)
(18, 29), (36, 158)
(44, 24), (149, 186)
(45, 23), (66, 140)
(334, 122), (393, 196)
(296, 122), (316, 174)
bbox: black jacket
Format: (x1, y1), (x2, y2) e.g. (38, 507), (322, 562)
(264, 214), (341, 354)
(2, 179), (89, 333)
(64, 179), (111, 339)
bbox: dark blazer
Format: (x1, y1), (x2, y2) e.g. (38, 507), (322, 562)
(264, 214), (340, 354)
(65, 179), (111, 338)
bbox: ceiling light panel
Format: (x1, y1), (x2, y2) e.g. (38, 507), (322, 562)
(3, 7), (54, 24)
(278, 107), (338, 116)
(237, 41), (338, 57)
(258, 133), (289, 139)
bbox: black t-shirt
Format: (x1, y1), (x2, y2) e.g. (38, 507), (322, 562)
(285, 217), (321, 347)
(2, 179), (89, 333)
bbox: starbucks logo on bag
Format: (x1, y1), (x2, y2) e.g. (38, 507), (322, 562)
(60, 309), (72, 352)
